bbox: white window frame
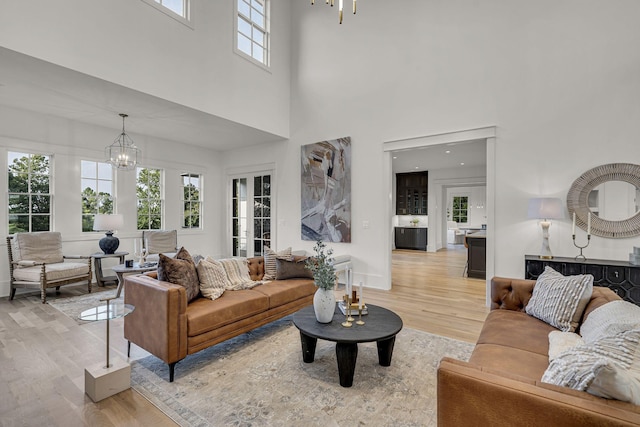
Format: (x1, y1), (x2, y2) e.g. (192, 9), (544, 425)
(180, 173), (202, 230)
(136, 167), (164, 230)
(139, 0), (193, 28)
(81, 160), (115, 232)
(234, 0), (270, 69)
(7, 151), (53, 233)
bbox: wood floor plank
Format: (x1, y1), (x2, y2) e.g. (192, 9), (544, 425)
(0, 246), (486, 425)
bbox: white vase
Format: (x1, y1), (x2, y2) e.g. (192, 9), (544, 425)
(313, 288), (335, 323)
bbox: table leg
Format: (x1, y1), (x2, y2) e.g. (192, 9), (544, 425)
(115, 272), (125, 298)
(377, 336), (396, 366)
(299, 331), (317, 363)
(336, 342), (358, 387)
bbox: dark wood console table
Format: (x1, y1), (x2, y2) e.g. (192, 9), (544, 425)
(525, 255), (640, 305)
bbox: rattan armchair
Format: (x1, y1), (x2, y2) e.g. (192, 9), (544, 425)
(7, 232), (92, 303)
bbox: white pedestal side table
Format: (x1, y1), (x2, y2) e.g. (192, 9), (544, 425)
(80, 297), (135, 402)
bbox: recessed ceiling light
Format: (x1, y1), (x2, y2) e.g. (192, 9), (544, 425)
(460, 162), (465, 166)
(445, 150), (451, 154)
(393, 156), (397, 159)
(415, 166), (419, 170)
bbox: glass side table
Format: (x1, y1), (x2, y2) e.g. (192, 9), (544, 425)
(80, 297), (135, 402)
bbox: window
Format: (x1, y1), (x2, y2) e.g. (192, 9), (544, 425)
(7, 152), (52, 233)
(136, 167), (163, 230)
(181, 173), (201, 229)
(231, 173), (271, 257)
(81, 160), (114, 232)
(236, 0), (269, 66)
(155, 0), (188, 17)
(452, 196), (469, 224)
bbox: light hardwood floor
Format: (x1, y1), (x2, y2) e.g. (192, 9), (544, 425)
(0, 246), (488, 426)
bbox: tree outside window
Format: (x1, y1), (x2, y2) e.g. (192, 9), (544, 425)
(452, 196), (468, 224)
(8, 152), (52, 233)
(181, 173), (201, 229)
(81, 160), (114, 232)
(137, 167), (163, 230)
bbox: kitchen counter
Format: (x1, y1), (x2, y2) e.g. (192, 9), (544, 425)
(465, 231), (486, 278)
(394, 227), (427, 250)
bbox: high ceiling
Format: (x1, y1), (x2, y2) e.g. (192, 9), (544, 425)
(0, 47), (284, 151)
(391, 139), (487, 174)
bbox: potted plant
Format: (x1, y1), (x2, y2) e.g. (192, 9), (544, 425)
(306, 240), (337, 323)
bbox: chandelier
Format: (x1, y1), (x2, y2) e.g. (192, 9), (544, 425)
(311, 0), (356, 24)
(106, 113), (140, 171)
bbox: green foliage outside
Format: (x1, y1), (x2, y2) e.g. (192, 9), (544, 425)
(452, 196), (468, 223)
(137, 168), (162, 230)
(81, 187), (114, 232)
(7, 153), (51, 234)
(183, 182), (200, 228)
(305, 240), (336, 290)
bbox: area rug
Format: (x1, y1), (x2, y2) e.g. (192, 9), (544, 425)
(130, 317), (474, 427)
(47, 285), (120, 324)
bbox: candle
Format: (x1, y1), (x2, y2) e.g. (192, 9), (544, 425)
(572, 212), (576, 235)
(358, 281), (363, 309)
(587, 212), (591, 235)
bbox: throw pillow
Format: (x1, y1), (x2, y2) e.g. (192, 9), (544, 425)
(275, 256), (314, 280)
(525, 267), (593, 332)
(157, 247), (200, 302)
(263, 246), (292, 280)
(580, 300), (640, 344)
(542, 329), (640, 404)
(218, 258), (262, 290)
(196, 257), (229, 301)
(548, 331), (585, 361)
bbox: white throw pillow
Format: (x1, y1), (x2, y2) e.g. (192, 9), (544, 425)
(218, 257), (261, 290)
(580, 300), (640, 344)
(263, 246), (292, 281)
(542, 329), (640, 404)
(548, 331), (585, 361)
(525, 267), (593, 332)
(196, 257), (229, 301)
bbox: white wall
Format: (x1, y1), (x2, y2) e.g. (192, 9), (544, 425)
(0, 0), (291, 138)
(0, 106), (224, 297)
(264, 0), (640, 290)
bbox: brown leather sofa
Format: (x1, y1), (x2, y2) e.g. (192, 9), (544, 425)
(438, 277), (640, 427)
(123, 256), (315, 382)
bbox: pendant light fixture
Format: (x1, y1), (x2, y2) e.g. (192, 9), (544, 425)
(311, 0), (356, 24)
(106, 113), (140, 170)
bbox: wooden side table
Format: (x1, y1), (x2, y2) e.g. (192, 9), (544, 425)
(92, 252), (128, 287)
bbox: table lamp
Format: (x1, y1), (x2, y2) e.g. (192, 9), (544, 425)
(528, 197), (565, 259)
(93, 214), (124, 254)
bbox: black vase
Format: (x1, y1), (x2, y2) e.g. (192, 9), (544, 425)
(99, 231), (120, 254)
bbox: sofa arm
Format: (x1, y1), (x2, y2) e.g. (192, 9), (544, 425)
(490, 277), (536, 311)
(437, 358), (640, 427)
(123, 274), (188, 366)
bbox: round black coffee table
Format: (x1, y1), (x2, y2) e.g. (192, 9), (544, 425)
(292, 304), (403, 387)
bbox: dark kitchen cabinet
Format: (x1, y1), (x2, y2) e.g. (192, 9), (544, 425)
(396, 172), (428, 215)
(395, 227), (427, 251)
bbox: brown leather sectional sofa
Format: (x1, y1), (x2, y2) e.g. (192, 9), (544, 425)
(438, 277), (640, 426)
(123, 256), (315, 382)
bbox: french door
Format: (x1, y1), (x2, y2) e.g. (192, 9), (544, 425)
(231, 172), (272, 257)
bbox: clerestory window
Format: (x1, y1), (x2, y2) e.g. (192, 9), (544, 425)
(236, 0), (270, 67)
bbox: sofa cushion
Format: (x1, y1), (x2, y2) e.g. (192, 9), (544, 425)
(469, 343), (551, 382)
(275, 256), (314, 280)
(196, 257), (229, 301)
(263, 246), (292, 280)
(580, 300), (640, 344)
(157, 247), (200, 302)
(477, 310), (557, 356)
(251, 279), (316, 308)
(525, 267), (593, 332)
(542, 329), (640, 404)
(186, 289), (269, 336)
(12, 261), (89, 282)
(14, 232), (64, 264)
(548, 331), (585, 361)
(218, 258), (261, 290)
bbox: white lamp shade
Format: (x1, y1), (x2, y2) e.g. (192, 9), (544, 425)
(93, 214), (124, 232)
(528, 198), (565, 220)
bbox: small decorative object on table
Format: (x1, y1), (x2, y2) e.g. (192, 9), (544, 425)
(306, 240), (337, 323)
(410, 217), (420, 227)
(572, 212), (591, 260)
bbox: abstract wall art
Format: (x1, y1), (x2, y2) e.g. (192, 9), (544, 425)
(301, 137), (351, 243)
